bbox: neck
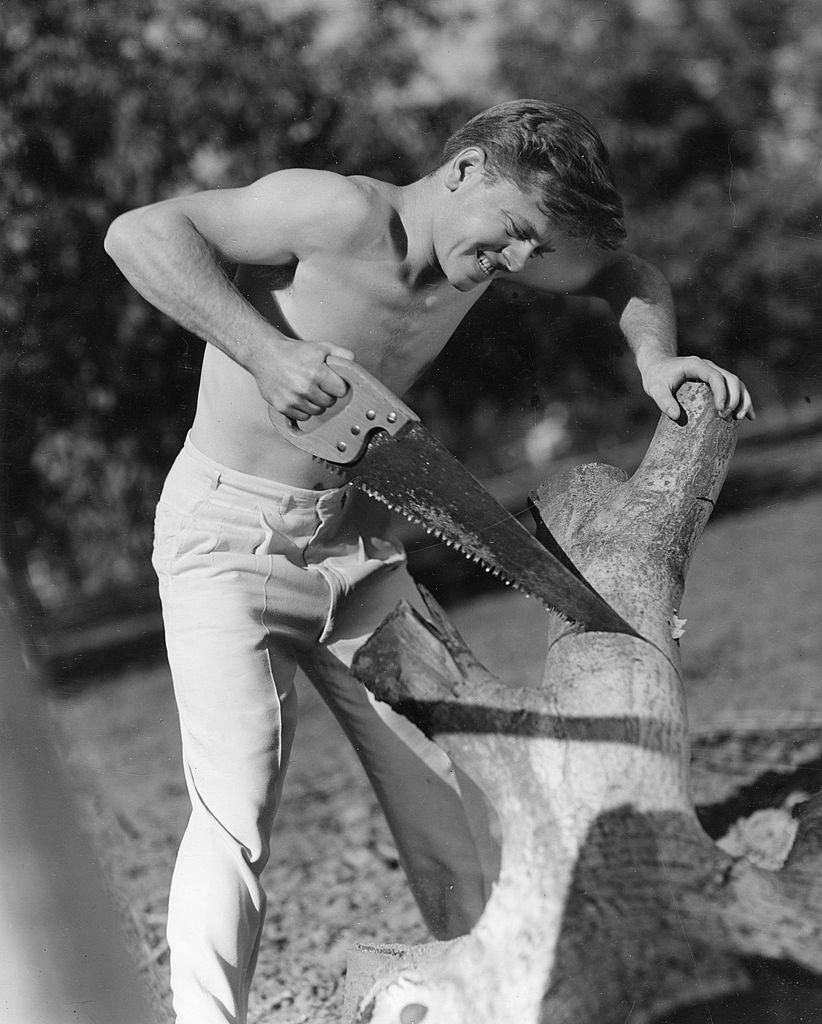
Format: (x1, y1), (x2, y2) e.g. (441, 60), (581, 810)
(395, 173), (446, 288)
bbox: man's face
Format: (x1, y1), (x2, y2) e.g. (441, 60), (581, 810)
(435, 167), (560, 292)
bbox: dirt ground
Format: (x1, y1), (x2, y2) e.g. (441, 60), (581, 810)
(48, 489), (822, 1023)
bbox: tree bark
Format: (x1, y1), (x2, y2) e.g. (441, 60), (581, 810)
(344, 383), (822, 1024)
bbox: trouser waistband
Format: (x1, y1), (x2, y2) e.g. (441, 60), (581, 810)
(181, 432), (348, 513)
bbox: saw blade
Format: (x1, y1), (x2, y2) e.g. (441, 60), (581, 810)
(334, 422), (639, 637)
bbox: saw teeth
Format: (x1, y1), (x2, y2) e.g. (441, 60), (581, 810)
(348, 480), (583, 625)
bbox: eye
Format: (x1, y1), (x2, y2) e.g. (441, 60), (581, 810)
(504, 219), (527, 241)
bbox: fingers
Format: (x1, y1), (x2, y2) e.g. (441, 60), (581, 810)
(284, 399), (327, 422)
(736, 387), (756, 421)
(644, 355), (755, 423)
(316, 361), (349, 400)
(275, 344), (353, 421)
(697, 361), (756, 421)
(317, 344), (355, 400)
(721, 370), (755, 420)
(698, 360), (730, 417)
(283, 379), (341, 421)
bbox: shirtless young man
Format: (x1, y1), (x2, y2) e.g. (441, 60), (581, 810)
(105, 99), (753, 1023)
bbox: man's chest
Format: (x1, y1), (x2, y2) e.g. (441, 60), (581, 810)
(269, 256), (483, 388)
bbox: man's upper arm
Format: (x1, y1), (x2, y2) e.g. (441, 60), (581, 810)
(144, 170), (368, 266)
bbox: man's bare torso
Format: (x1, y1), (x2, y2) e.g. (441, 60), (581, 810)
(105, 116), (754, 502)
(190, 176), (487, 487)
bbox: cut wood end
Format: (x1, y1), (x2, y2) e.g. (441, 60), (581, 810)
(351, 599), (455, 705)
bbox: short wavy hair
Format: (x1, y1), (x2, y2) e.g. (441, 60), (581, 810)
(442, 99), (626, 251)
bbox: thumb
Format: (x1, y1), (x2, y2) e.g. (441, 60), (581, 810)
(323, 343), (356, 362)
(648, 382), (680, 421)
(649, 383), (680, 421)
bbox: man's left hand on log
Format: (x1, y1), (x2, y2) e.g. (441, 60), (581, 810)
(640, 354), (755, 422)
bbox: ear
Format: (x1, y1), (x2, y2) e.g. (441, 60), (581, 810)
(443, 147), (487, 191)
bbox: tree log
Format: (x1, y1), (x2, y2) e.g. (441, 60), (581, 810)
(345, 383), (822, 1024)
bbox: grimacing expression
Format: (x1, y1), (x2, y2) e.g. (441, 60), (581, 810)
(437, 167), (560, 291)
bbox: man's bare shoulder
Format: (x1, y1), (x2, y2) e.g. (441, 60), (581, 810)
(163, 169), (392, 266)
(256, 169), (392, 252)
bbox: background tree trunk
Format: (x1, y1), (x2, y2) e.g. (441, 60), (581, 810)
(0, 549), (157, 1024)
(343, 383), (822, 1024)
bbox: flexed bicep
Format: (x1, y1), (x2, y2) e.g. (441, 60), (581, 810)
(104, 169), (371, 382)
(166, 169), (375, 266)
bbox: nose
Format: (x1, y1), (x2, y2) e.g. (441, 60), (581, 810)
(502, 240), (535, 273)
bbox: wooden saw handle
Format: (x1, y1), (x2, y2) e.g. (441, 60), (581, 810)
(269, 356), (419, 464)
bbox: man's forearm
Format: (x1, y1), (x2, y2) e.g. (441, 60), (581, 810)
(104, 205), (285, 377)
(585, 251), (754, 421)
(104, 202), (355, 418)
(588, 252), (677, 372)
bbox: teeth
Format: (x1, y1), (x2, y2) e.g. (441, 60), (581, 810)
(350, 480), (576, 618)
(477, 253), (493, 276)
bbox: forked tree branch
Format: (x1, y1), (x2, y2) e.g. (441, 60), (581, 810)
(345, 385), (822, 1024)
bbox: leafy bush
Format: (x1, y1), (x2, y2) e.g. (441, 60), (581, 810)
(2, 0), (820, 605)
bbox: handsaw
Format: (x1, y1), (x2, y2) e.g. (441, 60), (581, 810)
(270, 357), (638, 636)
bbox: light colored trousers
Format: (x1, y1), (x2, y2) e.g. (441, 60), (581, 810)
(153, 436), (497, 1024)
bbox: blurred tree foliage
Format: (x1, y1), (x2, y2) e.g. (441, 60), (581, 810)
(2, 0), (821, 605)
